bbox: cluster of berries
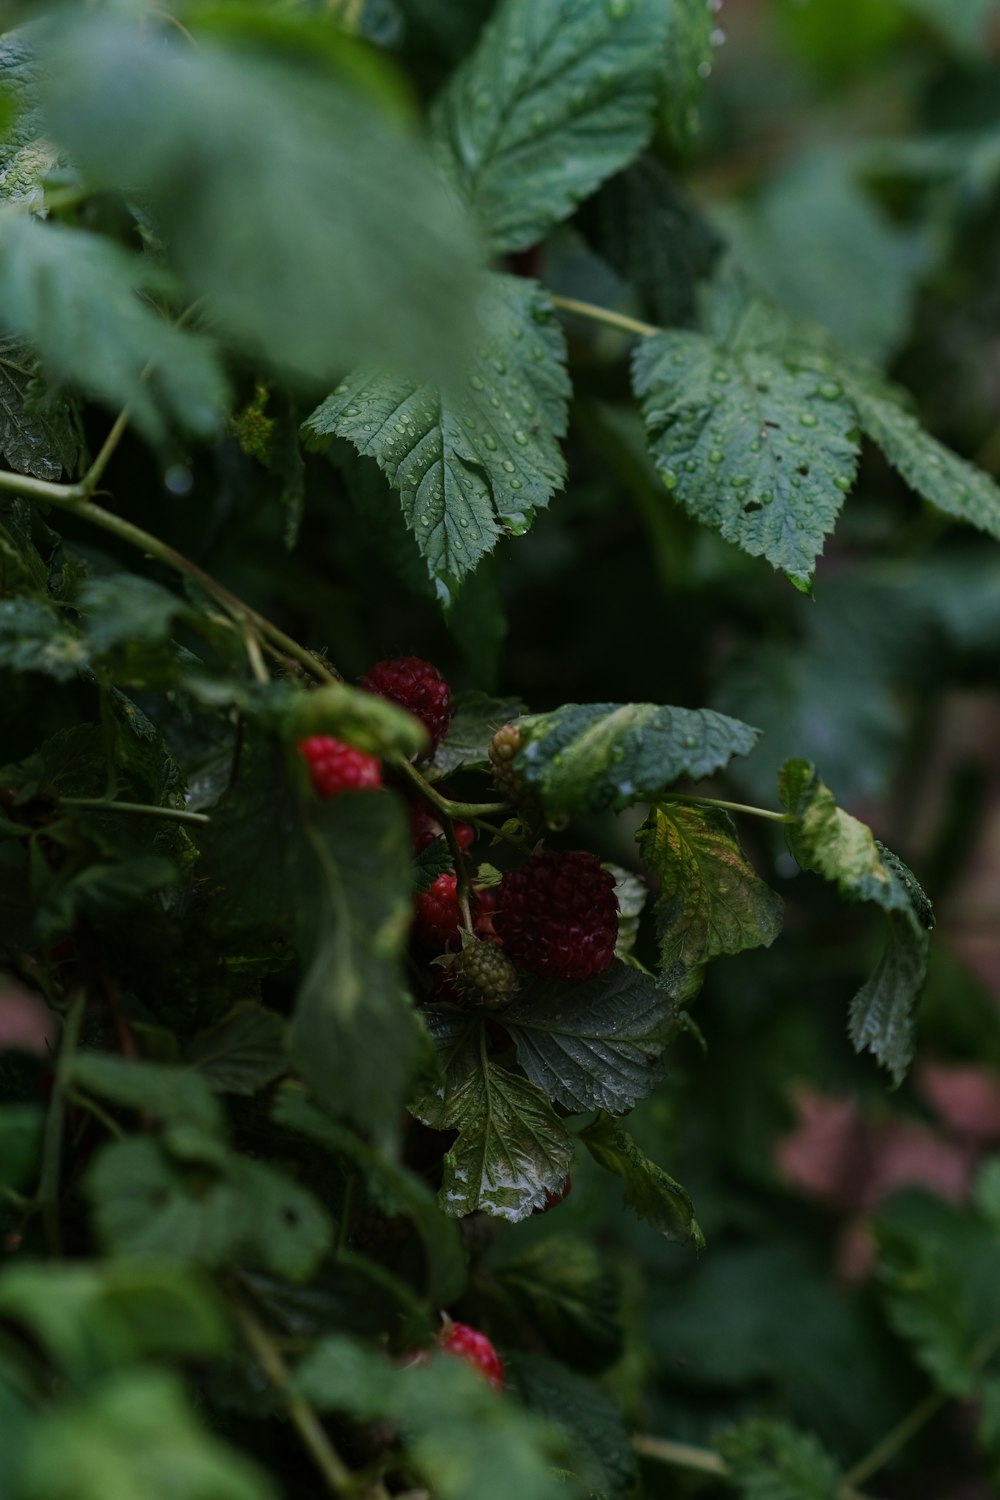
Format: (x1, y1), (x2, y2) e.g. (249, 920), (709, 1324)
(297, 655), (620, 992)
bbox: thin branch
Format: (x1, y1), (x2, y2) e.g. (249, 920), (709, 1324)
(235, 1305), (356, 1496)
(393, 757), (508, 820)
(549, 293), (658, 339)
(60, 797), (210, 827)
(658, 792), (794, 824)
(633, 1432), (877, 1500)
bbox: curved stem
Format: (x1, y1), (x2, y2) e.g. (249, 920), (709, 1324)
(634, 1433), (876, 1500)
(658, 792), (794, 825)
(549, 293), (658, 339)
(60, 797), (210, 827)
(394, 758), (508, 820)
(472, 816), (534, 855)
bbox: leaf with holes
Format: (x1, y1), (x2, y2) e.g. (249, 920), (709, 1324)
(303, 275), (568, 597)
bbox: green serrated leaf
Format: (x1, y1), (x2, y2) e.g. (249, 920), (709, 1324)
(778, 760), (933, 1082)
(579, 1111), (702, 1245)
(0, 213), (227, 442)
(660, 0), (716, 147)
(289, 791), (423, 1142)
(632, 288), (860, 587)
(716, 1418), (841, 1500)
(838, 363), (1000, 545)
(604, 862), (646, 961)
(413, 835), (453, 893)
(35, 853), (179, 946)
(70, 1055), (226, 1160)
(512, 1353), (636, 1500)
(412, 1011), (573, 1221)
(0, 337), (79, 481)
(431, 0), (669, 253)
(303, 274), (569, 595)
(492, 1237), (623, 1374)
(503, 962), (679, 1114)
(273, 1087), (467, 1306)
(516, 700), (759, 815)
(186, 1002), (288, 1095)
(434, 690), (525, 776)
(636, 803), (783, 970)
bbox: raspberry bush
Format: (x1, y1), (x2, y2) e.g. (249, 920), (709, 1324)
(2, 4), (1000, 1499)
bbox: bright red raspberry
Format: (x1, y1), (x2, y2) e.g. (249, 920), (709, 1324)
(298, 737), (382, 798)
(413, 872), (462, 951)
(361, 656), (452, 752)
(495, 850), (618, 981)
(438, 1320), (504, 1391)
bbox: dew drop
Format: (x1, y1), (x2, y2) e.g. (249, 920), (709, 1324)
(712, 367), (731, 383)
(834, 475), (852, 492)
(482, 433), (498, 451)
(761, 489), (774, 504)
(343, 406), (359, 417)
(501, 459), (516, 473)
(799, 413), (818, 428)
(817, 381), (842, 400)
(663, 469), (678, 488)
(513, 429), (528, 446)
(697, 59), (712, 78)
(684, 459), (697, 472)
(469, 374), (485, 390)
(509, 478), (522, 489)
(709, 449), (723, 464)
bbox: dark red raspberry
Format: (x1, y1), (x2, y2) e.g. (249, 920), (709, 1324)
(438, 1320), (504, 1391)
(413, 872), (462, 951)
(411, 804), (474, 853)
(361, 656), (452, 752)
(495, 850), (618, 981)
(299, 737), (382, 798)
(537, 1175), (572, 1213)
(472, 887), (502, 946)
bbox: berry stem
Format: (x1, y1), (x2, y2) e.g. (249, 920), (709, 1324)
(59, 797), (210, 827)
(657, 792), (794, 825)
(471, 817), (534, 855)
(548, 293), (658, 339)
(235, 1304), (357, 1496)
(393, 758), (508, 820)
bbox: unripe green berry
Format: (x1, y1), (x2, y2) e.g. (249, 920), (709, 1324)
(488, 723), (525, 804)
(450, 939), (520, 1010)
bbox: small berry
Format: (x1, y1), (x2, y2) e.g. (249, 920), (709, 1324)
(362, 656), (452, 752)
(413, 872), (463, 951)
(495, 850), (618, 981)
(438, 1320), (504, 1391)
(488, 723), (525, 803)
(299, 737), (382, 798)
(449, 939), (520, 1009)
(472, 886), (502, 946)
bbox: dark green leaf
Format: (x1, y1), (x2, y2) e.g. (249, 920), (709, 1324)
(434, 690), (525, 775)
(632, 286), (860, 588)
(716, 1418), (841, 1500)
(659, 0), (716, 147)
(431, 0), (669, 253)
(273, 1087), (467, 1306)
(492, 1237), (623, 1374)
(778, 760), (933, 1082)
(187, 1002), (288, 1095)
(69, 1054), (226, 1161)
(0, 597), (86, 681)
(503, 962), (679, 1114)
(0, 1104), (42, 1193)
(413, 835), (453, 893)
(579, 1111), (702, 1245)
(35, 854), (179, 946)
(0, 213), (227, 442)
(515, 700), (759, 815)
(512, 1354), (636, 1500)
(0, 1262), (229, 1383)
(0, 33), (56, 209)
(18, 1371), (275, 1500)
(304, 275), (569, 596)
(44, 19), (482, 383)
(636, 803), (783, 970)
(838, 362), (1000, 545)
(412, 1011), (574, 1221)
(289, 791), (423, 1141)
(0, 337), (79, 481)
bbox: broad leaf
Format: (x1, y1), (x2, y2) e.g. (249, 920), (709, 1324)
(632, 289), (860, 588)
(515, 700), (759, 815)
(42, 19), (482, 383)
(503, 962), (679, 1114)
(580, 1111), (702, 1245)
(637, 803), (783, 970)
(296, 1336), (573, 1500)
(0, 32), (57, 209)
(185, 1002), (288, 1095)
(289, 792), (422, 1142)
(0, 598), (86, 681)
(434, 690), (525, 775)
(273, 1088), (467, 1306)
(512, 1355), (637, 1500)
(0, 337), (79, 481)
(18, 1371), (275, 1500)
(412, 1011), (573, 1221)
(491, 1236), (623, 1373)
(304, 274), (569, 596)
(69, 1056), (226, 1161)
(0, 212), (227, 442)
(877, 1224), (980, 1397)
(779, 760), (933, 1081)
(838, 363), (1000, 545)
(660, 0), (717, 147)
(716, 1418), (841, 1500)
(432, 0), (669, 253)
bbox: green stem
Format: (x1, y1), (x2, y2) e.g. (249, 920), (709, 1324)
(82, 405), (132, 494)
(63, 1088), (126, 1140)
(394, 758), (508, 820)
(60, 797), (210, 827)
(472, 817), (534, 855)
(633, 1433), (875, 1500)
(235, 1305), (357, 1496)
(658, 792), (794, 825)
(38, 992), (86, 1256)
(549, 293), (658, 339)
